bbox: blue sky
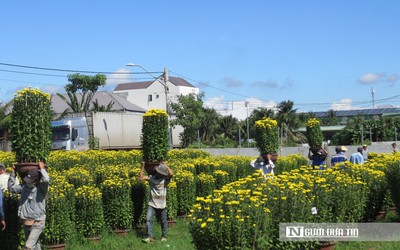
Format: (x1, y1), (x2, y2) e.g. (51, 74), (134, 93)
(1, 1), (399, 120)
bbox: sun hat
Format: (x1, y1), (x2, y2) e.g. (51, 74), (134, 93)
(341, 146), (348, 152)
(155, 163), (168, 176)
(23, 169), (40, 185)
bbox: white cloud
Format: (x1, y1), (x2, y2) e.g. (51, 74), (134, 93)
(357, 73), (385, 84)
(204, 96), (277, 120)
(330, 98), (355, 110)
(105, 68), (132, 91)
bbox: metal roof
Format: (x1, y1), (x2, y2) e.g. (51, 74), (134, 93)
(51, 91), (146, 114)
(114, 76), (195, 91)
(310, 107), (400, 118)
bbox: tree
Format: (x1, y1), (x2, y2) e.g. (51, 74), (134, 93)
(91, 99), (115, 112)
(276, 100), (303, 146)
(199, 107), (220, 142)
(170, 93), (205, 147)
(217, 115), (240, 144)
(57, 73), (107, 115)
(321, 109), (339, 126)
(57, 73), (106, 144)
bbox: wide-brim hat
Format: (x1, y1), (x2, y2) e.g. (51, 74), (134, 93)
(155, 163), (168, 176)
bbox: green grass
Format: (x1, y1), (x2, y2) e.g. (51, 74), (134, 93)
(55, 212), (400, 250)
(334, 210), (400, 250)
(63, 219), (195, 250)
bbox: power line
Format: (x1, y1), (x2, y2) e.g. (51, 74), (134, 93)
(0, 62), (162, 75)
(169, 70), (252, 99)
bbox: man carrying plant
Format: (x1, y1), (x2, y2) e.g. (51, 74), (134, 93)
(250, 151), (278, 180)
(139, 161), (174, 243)
(8, 162), (50, 250)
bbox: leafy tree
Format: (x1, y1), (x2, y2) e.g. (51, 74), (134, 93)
(57, 73), (106, 145)
(170, 93), (205, 147)
(57, 73), (107, 116)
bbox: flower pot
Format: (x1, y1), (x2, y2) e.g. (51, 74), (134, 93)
(145, 162), (159, 175)
(87, 236), (101, 243)
(168, 219), (177, 228)
(375, 211), (386, 221)
(316, 241), (336, 250)
(15, 162), (39, 179)
(45, 243), (66, 250)
(114, 229), (130, 237)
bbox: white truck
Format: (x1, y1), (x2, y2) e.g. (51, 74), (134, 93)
(51, 112), (182, 150)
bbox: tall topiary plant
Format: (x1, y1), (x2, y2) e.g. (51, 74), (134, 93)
(306, 118), (323, 152)
(141, 109), (169, 173)
(254, 117), (279, 155)
(10, 87), (52, 175)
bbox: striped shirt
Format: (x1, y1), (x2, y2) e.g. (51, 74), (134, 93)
(331, 152), (347, 166)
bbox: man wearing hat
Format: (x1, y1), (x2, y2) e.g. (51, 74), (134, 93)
(362, 145), (369, 161)
(139, 161), (174, 243)
(392, 143), (398, 154)
(331, 146), (348, 168)
(8, 162), (49, 250)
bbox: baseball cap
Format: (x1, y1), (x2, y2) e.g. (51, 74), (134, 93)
(23, 169), (40, 185)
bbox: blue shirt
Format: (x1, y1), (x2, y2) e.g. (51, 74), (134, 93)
(350, 152), (364, 164)
(331, 152), (347, 166)
(0, 188), (4, 220)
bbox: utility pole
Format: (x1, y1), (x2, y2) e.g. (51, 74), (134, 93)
(163, 67), (173, 149)
(371, 87), (375, 109)
(245, 101), (250, 148)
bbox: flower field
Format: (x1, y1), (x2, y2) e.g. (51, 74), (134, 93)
(0, 149), (398, 249)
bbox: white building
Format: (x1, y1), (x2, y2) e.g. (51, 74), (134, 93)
(113, 76), (199, 112)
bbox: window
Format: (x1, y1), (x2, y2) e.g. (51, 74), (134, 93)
(148, 94), (152, 102)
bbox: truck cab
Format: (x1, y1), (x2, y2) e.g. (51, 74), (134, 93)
(51, 117), (89, 150)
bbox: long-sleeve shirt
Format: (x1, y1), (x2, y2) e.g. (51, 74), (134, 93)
(349, 152), (364, 164)
(8, 169), (50, 221)
(0, 188), (4, 220)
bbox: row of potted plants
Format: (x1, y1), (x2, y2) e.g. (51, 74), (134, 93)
(188, 153), (394, 250)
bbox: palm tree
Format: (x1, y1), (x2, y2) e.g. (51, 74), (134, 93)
(91, 99), (115, 112)
(218, 115), (239, 142)
(248, 107), (275, 140)
(277, 100), (300, 146)
(322, 109), (339, 126)
(199, 107), (220, 142)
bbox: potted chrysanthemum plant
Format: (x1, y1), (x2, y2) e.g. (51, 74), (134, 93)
(141, 108), (169, 174)
(305, 118), (324, 154)
(10, 87), (52, 177)
(254, 117), (279, 155)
